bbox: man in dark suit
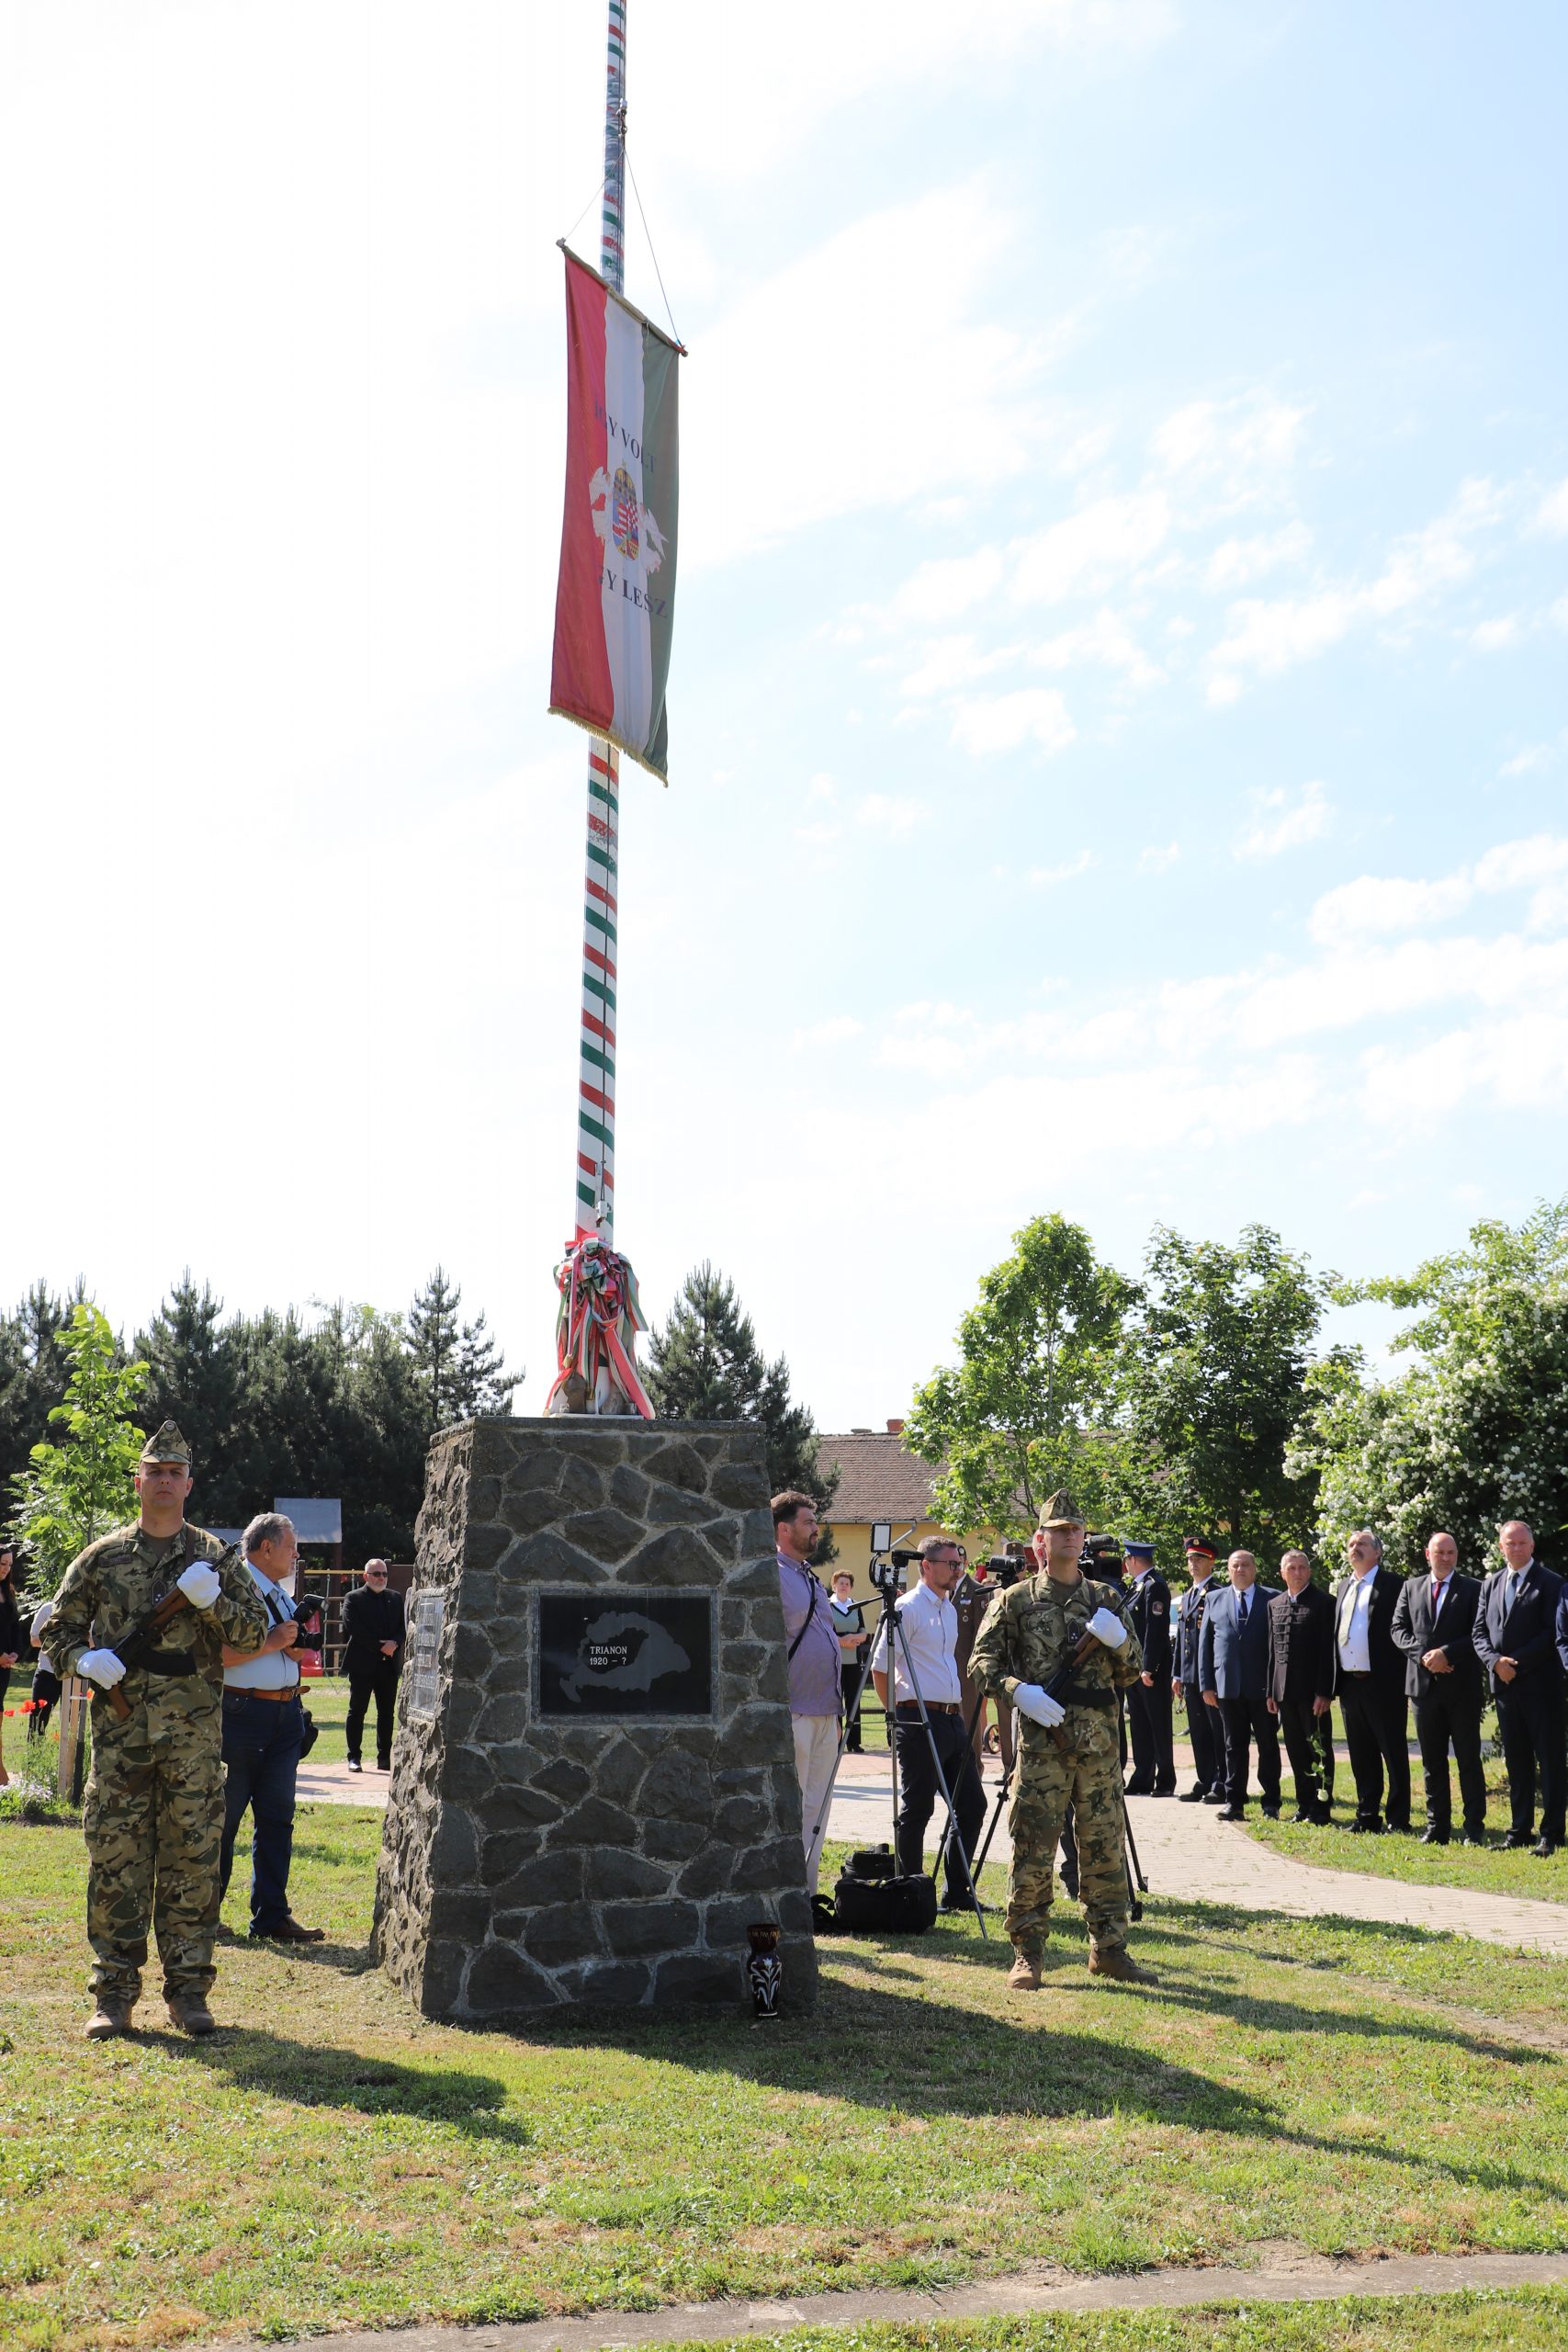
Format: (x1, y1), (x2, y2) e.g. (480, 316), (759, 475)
(1123, 1541), (1176, 1795)
(1392, 1530), (1487, 1845)
(1170, 1539), (1223, 1803)
(1475, 1518), (1564, 1855)
(342, 1558), (406, 1773)
(1266, 1550), (1336, 1823)
(1332, 1531), (1410, 1834)
(1199, 1549), (1282, 1820)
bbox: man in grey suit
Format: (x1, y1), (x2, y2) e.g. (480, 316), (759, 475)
(1199, 1549), (1283, 1821)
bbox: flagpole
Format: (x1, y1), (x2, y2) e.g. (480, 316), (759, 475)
(551, 0), (655, 1419)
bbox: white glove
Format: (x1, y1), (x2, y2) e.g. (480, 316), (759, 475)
(78, 1648), (127, 1690)
(175, 1561), (222, 1610)
(1087, 1606), (1127, 1649)
(1011, 1681), (1066, 1729)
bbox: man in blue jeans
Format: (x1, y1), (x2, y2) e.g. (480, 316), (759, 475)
(218, 1512), (323, 1944)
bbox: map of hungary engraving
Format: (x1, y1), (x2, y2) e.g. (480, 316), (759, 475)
(536, 1590), (715, 1717)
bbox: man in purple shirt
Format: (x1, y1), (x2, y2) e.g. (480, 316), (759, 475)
(774, 1488), (840, 1894)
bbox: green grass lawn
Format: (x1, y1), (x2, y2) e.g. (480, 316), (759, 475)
(1256, 1749), (1568, 1902)
(6, 1808), (1568, 2350)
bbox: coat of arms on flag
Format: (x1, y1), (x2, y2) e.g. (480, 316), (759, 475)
(550, 247), (682, 782)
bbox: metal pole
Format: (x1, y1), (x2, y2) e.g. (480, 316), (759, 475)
(571, 0), (628, 1253)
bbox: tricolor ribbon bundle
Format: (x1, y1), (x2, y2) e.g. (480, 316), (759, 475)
(547, 1235), (655, 1419)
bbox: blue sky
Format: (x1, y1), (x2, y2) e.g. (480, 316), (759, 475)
(2, 1), (1565, 1434)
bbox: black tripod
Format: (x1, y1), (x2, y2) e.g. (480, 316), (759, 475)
(808, 1560), (989, 1939)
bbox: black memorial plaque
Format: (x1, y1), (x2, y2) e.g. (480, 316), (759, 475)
(536, 1589), (715, 1718)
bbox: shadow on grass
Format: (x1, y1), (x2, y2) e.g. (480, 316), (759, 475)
(152, 2027), (532, 2145)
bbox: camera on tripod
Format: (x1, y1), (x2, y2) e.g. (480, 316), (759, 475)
(981, 1551), (1029, 1588)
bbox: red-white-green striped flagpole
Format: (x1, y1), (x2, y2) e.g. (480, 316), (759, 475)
(551, 0), (655, 1421)
(572, 1), (627, 1250)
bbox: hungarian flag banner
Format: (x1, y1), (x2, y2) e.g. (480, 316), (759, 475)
(549, 247), (681, 782)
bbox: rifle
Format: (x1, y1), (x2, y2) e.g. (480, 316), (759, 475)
(1039, 1619), (1128, 1756)
(103, 1588), (195, 1722)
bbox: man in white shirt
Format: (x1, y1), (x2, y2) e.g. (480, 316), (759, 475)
(871, 1535), (985, 1908)
(218, 1512), (323, 1944)
(1333, 1530), (1411, 1834)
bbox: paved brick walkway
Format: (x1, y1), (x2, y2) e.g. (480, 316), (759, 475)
(828, 1751), (1568, 1953)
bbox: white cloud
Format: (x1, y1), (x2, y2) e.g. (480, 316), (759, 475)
(1472, 833), (1568, 892)
(1208, 479), (1504, 696)
(951, 686), (1076, 756)
(890, 548), (1006, 626)
(1203, 521), (1313, 591)
(1012, 491), (1170, 603)
(1026, 851), (1096, 886)
(1030, 606), (1165, 688)
(1500, 744), (1552, 776)
(1150, 394), (1308, 497)
(791, 1014), (865, 1052)
(898, 633), (1019, 698)
(855, 793), (929, 839)
(1532, 478), (1568, 537)
(1234, 780), (1333, 861)
(1471, 615), (1519, 651)
(1139, 842), (1181, 874)
(1309, 872), (1474, 946)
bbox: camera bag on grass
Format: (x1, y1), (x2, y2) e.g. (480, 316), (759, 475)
(833, 1843), (938, 1934)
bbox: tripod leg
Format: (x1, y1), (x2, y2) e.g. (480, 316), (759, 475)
(1122, 1797), (1149, 1894)
(890, 1619), (988, 1939)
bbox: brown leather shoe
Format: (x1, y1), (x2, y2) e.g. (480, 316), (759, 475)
(1088, 1942), (1158, 1985)
(165, 1994), (217, 2037)
(84, 1997), (134, 2041)
(253, 1916), (325, 1944)
(1007, 1946), (1043, 1992)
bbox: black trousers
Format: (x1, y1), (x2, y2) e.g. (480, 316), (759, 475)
(1495, 1679), (1565, 1843)
(1180, 1681), (1222, 1791)
(1277, 1695), (1335, 1814)
(840, 1661), (865, 1751)
(345, 1661), (402, 1766)
(1339, 1674), (1411, 1828)
(893, 1707), (985, 1897)
(1126, 1679), (1176, 1792)
(1413, 1687), (1487, 1835)
(1217, 1692), (1281, 1808)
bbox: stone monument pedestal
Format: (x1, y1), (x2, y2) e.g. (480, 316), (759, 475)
(372, 1417), (818, 2018)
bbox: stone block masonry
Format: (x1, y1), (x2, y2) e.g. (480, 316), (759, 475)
(373, 1417), (818, 2017)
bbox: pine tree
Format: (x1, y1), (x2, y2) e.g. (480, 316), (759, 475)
(645, 1263), (837, 1508)
(405, 1267), (521, 1434)
(0, 1280), (83, 1499)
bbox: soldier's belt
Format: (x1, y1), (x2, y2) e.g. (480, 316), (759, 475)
(137, 1651), (199, 1677)
(1055, 1681), (1115, 1710)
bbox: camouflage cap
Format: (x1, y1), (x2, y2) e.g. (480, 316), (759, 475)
(1037, 1488), (1086, 1531)
(138, 1419), (192, 1467)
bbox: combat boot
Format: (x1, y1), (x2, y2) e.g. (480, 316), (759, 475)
(84, 1996), (134, 2041)
(165, 1993), (217, 2038)
(1088, 1941), (1158, 1986)
(1007, 1945), (1043, 1992)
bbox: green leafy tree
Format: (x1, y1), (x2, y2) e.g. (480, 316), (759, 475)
(8, 1304), (149, 1596)
(905, 1214), (1133, 1540)
(0, 1279), (86, 1498)
(1293, 1199), (1568, 1573)
(1119, 1224), (1332, 1565)
(645, 1262), (838, 1510)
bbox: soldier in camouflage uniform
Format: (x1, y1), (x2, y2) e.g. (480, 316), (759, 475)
(970, 1490), (1156, 1991)
(48, 1421), (269, 2040)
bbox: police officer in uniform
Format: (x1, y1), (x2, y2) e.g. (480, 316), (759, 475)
(1170, 1537), (1224, 1802)
(971, 1490), (1156, 1990)
(48, 1422), (268, 2040)
(1123, 1542), (1176, 1794)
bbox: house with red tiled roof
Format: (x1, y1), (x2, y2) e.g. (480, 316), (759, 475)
(818, 1420), (1001, 1601)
